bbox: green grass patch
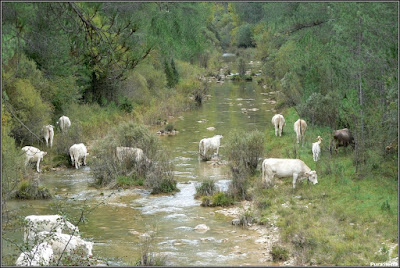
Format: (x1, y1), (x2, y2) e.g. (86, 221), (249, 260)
(254, 107), (398, 266)
(116, 175), (144, 188)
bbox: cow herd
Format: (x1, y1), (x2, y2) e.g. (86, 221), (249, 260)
(199, 113), (355, 188)
(21, 115), (88, 172)
(22, 113), (355, 189)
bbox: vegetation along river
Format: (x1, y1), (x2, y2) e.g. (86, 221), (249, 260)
(4, 79), (283, 266)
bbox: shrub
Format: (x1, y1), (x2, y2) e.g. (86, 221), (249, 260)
(271, 245), (289, 261)
(211, 192), (233, 207)
(15, 180), (52, 200)
(164, 124), (174, 132)
(92, 121), (177, 194)
(1, 124), (24, 202)
(239, 210), (255, 227)
(226, 130), (265, 173)
(195, 179), (217, 199)
(228, 166), (252, 201)
(297, 92), (338, 127)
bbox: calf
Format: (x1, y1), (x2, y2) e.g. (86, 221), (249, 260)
(312, 136), (323, 162)
(42, 125), (54, 148)
(22, 146), (47, 173)
(69, 143), (88, 169)
(330, 128), (355, 154)
(294, 119), (307, 146)
(262, 158), (318, 189)
(199, 135), (223, 161)
(57, 116), (71, 133)
(271, 114), (286, 137)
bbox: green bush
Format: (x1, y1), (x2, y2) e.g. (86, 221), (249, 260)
(15, 180), (52, 200)
(195, 179), (217, 199)
(211, 192), (233, 207)
(92, 121), (177, 194)
(164, 124), (174, 132)
(226, 130), (265, 173)
(271, 245), (289, 261)
(1, 123), (24, 202)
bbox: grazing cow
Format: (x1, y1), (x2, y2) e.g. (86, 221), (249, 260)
(42, 125), (54, 148)
(16, 242), (54, 266)
(199, 135), (223, 161)
(22, 146), (47, 173)
(116, 147), (145, 163)
(312, 136), (323, 162)
(24, 215), (78, 244)
(57, 116), (71, 133)
(294, 119), (307, 146)
(262, 158), (318, 189)
(271, 114), (286, 137)
(330, 128), (355, 154)
(69, 143), (88, 169)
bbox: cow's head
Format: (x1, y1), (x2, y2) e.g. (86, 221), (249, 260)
(40, 152), (47, 160)
(305, 171), (318, 185)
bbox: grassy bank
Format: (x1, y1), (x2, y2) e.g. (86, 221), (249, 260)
(252, 107), (398, 266)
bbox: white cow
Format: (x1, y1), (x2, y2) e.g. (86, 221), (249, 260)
(262, 158), (318, 189)
(116, 147), (145, 163)
(21, 146), (47, 173)
(294, 119), (307, 146)
(16, 242), (54, 266)
(199, 135), (223, 161)
(24, 215), (78, 244)
(69, 143), (88, 169)
(271, 114), (286, 137)
(42, 125), (54, 148)
(57, 116), (71, 133)
(312, 136), (323, 162)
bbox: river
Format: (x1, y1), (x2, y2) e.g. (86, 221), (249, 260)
(3, 74), (281, 266)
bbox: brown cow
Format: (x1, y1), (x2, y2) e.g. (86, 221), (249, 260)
(330, 128), (355, 154)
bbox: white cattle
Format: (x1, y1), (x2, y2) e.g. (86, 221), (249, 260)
(24, 215), (78, 244)
(294, 119), (307, 146)
(199, 135), (223, 160)
(32, 231), (93, 259)
(69, 143), (88, 169)
(42, 125), (54, 148)
(312, 136), (323, 162)
(16, 242), (54, 266)
(57, 116), (71, 133)
(271, 114), (286, 137)
(262, 158), (318, 189)
(21, 146), (47, 173)
(116, 147), (145, 163)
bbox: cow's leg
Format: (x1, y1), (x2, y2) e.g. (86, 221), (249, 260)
(296, 134), (300, 144)
(36, 159), (41, 173)
(216, 146), (219, 156)
(279, 125), (283, 137)
(83, 155), (87, 166)
(75, 157), (79, 169)
(275, 126), (278, 136)
(292, 173), (298, 189)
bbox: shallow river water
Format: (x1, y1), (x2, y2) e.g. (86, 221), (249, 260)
(4, 79), (279, 266)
